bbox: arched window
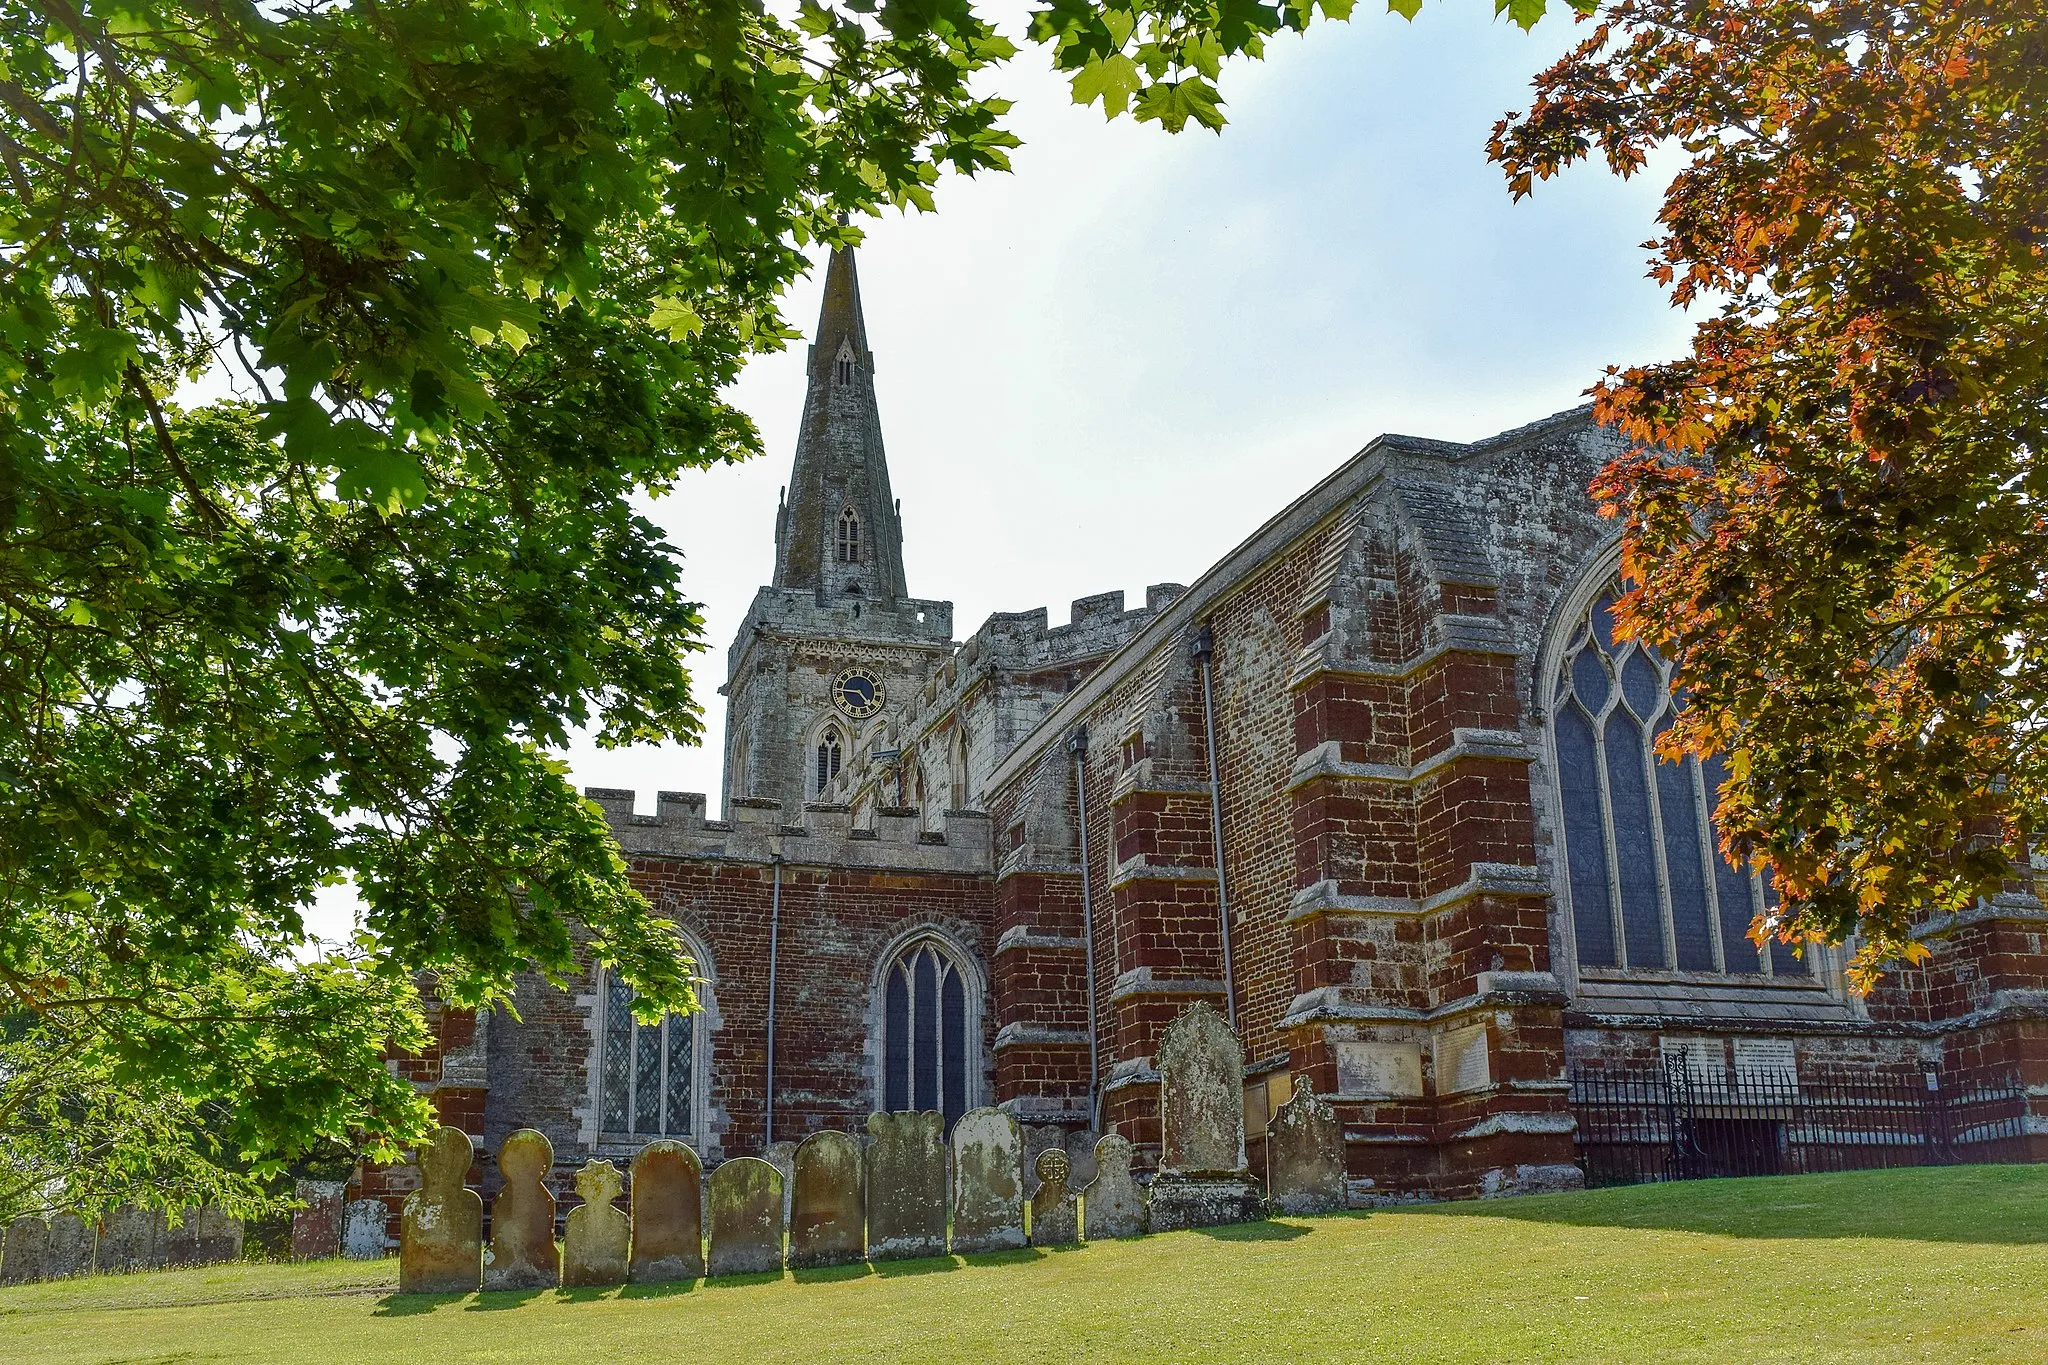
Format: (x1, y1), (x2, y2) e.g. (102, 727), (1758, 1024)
(1550, 580), (1803, 976)
(835, 356), (854, 386)
(816, 725), (843, 795)
(879, 937), (974, 1129)
(949, 727), (970, 812)
(836, 507), (860, 564)
(729, 735), (750, 803)
(598, 969), (703, 1143)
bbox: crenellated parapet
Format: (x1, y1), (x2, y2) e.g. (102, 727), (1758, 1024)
(586, 788), (992, 874)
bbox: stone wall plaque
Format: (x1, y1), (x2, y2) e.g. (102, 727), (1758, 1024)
(1, 1216), (48, 1284)
(1733, 1037), (1798, 1085)
(1266, 1084), (1346, 1215)
(562, 1159), (630, 1288)
(865, 1111), (946, 1260)
(1157, 1003), (1245, 1174)
(341, 1199), (388, 1261)
(1434, 1023), (1491, 1095)
(707, 1156), (785, 1277)
(629, 1140), (704, 1283)
(949, 1108), (1025, 1254)
(485, 1128), (558, 1290)
(1027, 1150), (1077, 1247)
(789, 1130), (864, 1269)
(45, 1213), (94, 1278)
(291, 1179), (346, 1261)
(1334, 1040), (1424, 1099)
(399, 1126), (482, 1294)
(1080, 1134), (1147, 1240)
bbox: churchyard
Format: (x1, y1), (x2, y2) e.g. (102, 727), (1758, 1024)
(1, 1164), (2042, 1364)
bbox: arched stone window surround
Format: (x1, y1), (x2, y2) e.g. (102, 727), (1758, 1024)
(1537, 545), (1814, 986)
(836, 505), (861, 565)
(863, 923), (986, 1130)
(582, 929), (718, 1157)
(811, 716), (846, 798)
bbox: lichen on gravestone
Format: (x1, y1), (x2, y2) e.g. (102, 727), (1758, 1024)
(1265, 1083), (1347, 1215)
(1, 1215), (49, 1284)
(399, 1126), (483, 1294)
(706, 1156), (785, 1277)
(1027, 1149), (1077, 1247)
(484, 1128), (558, 1291)
(1080, 1133), (1147, 1240)
(789, 1129), (864, 1269)
(950, 1107), (1025, 1254)
(864, 1111), (946, 1261)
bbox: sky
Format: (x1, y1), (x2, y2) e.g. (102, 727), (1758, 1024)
(559, 2), (1692, 817)
(305, 3), (1694, 941)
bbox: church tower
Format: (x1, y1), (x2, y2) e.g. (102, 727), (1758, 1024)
(719, 248), (954, 819)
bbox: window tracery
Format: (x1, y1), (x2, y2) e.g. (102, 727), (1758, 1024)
(877, 936), (974, 1130)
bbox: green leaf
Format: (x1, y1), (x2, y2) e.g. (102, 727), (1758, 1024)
(649, 296), (705, 342)
(1069, 52), (1144, 117)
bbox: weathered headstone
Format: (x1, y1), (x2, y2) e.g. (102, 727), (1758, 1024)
(788, 1130), (865, 1269)
(763, 1139), (798, 1226)
(485, 1128), (558, 1291)
(1, 1216), (48, 1284)
(1080, 1133), (1148, 1240)
(1266, 1084), (1347, 1215)
(163, 1206), (242, 1267)
(1028, 1149), (1079, 1247)
(291, 1179), (347, 1261)
(44, 1213), (94, 1278)
(398, 1126), (482, 1293)
(99, 1203), (165, 1272)
(706, 1156), (785, 1277)
(562, 1159), (630, 1288)
(628, 1140), (704, 1283)
(950, 1107), (1025, 1253)
(1149, 1003), (1263, 1231)
(865, 1111), (946, 1260)
(341, 1199), (389, 1260)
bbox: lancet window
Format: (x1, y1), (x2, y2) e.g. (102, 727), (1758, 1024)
(878, 937), (974, 1130)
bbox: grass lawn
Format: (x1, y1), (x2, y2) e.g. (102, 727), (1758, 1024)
(3, 1164), (2045, 1363)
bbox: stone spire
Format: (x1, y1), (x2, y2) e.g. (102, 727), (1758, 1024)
(773, 247), (908, 603)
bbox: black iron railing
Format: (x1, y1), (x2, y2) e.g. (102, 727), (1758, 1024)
(1568, 1062), (2031, 1187)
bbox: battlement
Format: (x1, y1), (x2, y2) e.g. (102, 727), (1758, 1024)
(586, 788), (992, 875)
(971, 584), (1186, 673)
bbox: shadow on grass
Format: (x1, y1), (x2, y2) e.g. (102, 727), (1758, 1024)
(371, 1291), (464, 1317)
(1193, 1220), (1313, 1242)
(1428, 1164), (2048, 1245)
(789, 1262), (877, 1285)
(616, 1278), (702, 1300)
(870, 1253), (961, 1278)
(463, 1287), (549, 1311)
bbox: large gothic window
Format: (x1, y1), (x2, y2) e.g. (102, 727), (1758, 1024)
(599, 971), (701, 1143)
(879, 938), (973, 1129)
(1551, 582), (1804, 977)
(836, 508), (861, 564)
(816, 726), (843, 795)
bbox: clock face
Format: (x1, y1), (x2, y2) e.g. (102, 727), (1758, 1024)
(832, 666), (884, 720)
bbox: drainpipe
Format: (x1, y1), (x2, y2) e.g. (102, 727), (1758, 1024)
(1190, 624), (1239, 1030)
(765, 850), (783, 1146)
(1070, 726), (1102, 1131)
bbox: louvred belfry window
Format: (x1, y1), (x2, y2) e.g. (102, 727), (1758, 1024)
(816, 727), (843, 794)
(837, 508), (860, 564)
(880, 940), (970, 1130)
(599, 972), (698, 1141)
(1551, 583), (1804, 977)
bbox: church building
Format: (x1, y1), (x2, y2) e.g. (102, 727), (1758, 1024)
(396, 247), (2048, 1205)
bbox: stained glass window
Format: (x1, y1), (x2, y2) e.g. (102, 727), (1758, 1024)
(598, 973), (699, 1141)
(878, 940), (973, 1131)
(1552, 583), (1810, 977)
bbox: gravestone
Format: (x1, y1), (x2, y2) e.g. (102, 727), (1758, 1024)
(485, 1128), (558, 1290)
(291, 1180), (346, 1260)
(865, 1111), (946, 1260)
(707, 1156), (785, 1277)
(99, 1203), (165, 1272)
(628, 1140), (703, 1283)
(1081, 1133), (1148, 1240)
(1, 1216), (48, 1284)
(950, 1107), (1025, 1254)
(763, 1139), (798, 1226)
(1266, 1084), (1347, 1215)
(562, 1159), (631, 1288)
(788, 1130), (865, 1269)
(398, 1126), (483, 1293)
(164, 1206), (242, 1267)
(1149, 1003), (1263, 1231)
(342, 1199), (388, 1260)
(1028, 1150), (1078, 1247)
(45, 1213), (94, 1278)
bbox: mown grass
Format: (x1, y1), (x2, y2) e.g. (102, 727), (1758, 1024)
(3, 1164), (2044, 1363)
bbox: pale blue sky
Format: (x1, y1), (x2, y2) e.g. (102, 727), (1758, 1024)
(309, 4), (1690, 942)
(561, 3), (1688, 812)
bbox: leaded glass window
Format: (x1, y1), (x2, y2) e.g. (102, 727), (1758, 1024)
(879, 940), (971, 1130)
(1552, 583), (1805, 977)
(599, 973), (698, 1141)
